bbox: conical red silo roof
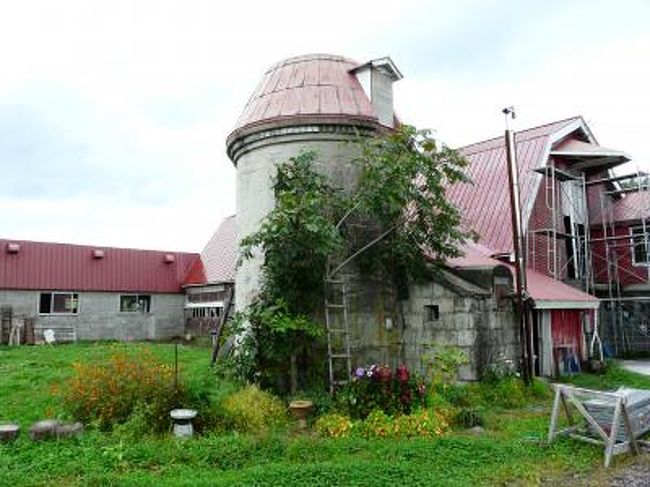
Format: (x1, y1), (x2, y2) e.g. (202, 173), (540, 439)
(227, 54), (380, 147)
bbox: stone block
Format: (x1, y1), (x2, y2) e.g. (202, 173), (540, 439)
(56, 422), (83, 439)
(0, 424), (20, 442)
(458, 330), (476, 347)
(29, 419), (60, 441)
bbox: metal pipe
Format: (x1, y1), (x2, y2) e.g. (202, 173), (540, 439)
(503, 106), (533, 385)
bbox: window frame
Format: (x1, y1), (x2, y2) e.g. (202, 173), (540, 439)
(119, 294), (152, 313)
(38, 292), (80, 315)
(630, 226), (650, 267)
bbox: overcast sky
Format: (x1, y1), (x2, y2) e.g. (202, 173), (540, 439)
(1, 0), (648, 252)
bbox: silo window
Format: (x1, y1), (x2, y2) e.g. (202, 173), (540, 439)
(424, 304), (439, 322)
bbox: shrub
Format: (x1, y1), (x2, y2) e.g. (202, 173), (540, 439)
(358, 408), (451, 439)
(335, 363), (427, 419)
(221, 384), (287, 434)
(314, 413), (353, 438)
(422, 344), (469, 388)
(529, 378), (551, 400)
(455, 407), (484, 429)
(481, 354), (519, 383)
(61, 350), (183, 431)
(475, 377), (527, 409)
(395, 409), (451, 437)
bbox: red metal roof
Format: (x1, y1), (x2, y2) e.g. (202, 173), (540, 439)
(449, 241), (598, 308)
(227, 54), (379, 144)
(448, 117), (584, 254)
(0, 239), (199, 293)
(447, 241), (503, 267)
(525, 268), (599, 307)
(184, 215), (237, 286)
(612, 191), (650, 222)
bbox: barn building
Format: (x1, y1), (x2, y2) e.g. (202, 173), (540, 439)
(0, 239), (198, 342)
(224, 54), (613, 380)
(2, 53), (647, 380)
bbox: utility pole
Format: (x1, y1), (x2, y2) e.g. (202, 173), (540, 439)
(503, 106), (534, 385)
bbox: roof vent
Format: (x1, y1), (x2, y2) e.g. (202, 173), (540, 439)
(164, 254), (175, 264)
(93, 249), (105, 259)
(6, 243), (20, 254)
(350, 57), (402, 128)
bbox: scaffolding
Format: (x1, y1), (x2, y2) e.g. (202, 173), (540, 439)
(594, 169), (650, 355)
(530, 161), (650, 356)
(529, 164), (594, 293)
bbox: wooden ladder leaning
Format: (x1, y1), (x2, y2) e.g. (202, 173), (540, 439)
(211, 286), (234, 366)
(324, 277), (352, 395)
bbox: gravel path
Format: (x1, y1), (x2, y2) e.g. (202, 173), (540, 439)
(621, 360), (650, 377)
(543, 455), (650, 486)
(606, 458), (650, 487)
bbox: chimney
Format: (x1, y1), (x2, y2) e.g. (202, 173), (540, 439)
(350, 57), (402, 128)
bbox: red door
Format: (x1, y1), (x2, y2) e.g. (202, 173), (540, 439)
(551, 310), (583, 374)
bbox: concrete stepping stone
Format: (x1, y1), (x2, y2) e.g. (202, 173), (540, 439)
(29, 419), (60, 441)
(0, 424), (20, 442)
(56, 422), (83, 439)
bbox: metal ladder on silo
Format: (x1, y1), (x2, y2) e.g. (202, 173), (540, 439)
(324, 277), (352, 395)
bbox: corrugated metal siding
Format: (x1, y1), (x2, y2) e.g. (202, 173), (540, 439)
(613, 192), (650, 222)
(0, 239), (199, 293)
(528, 184), (553, 277)
(551, 309), (583, 358)
(586, 171), (610, 226)
(590, 227), (648, 286)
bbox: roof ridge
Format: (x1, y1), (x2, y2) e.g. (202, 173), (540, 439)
(457, 115), (584, 153)
(0, 237), (199, 255)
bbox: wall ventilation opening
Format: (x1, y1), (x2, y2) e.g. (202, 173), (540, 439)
(424, 304), (440, 322)
(6, 243), (20, 254)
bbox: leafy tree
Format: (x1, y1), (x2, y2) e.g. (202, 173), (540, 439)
(349, 125), (471, 292)
(236, 125), (471, 392)
(240, 151), (345, 314)
(238, 151), (343, 391)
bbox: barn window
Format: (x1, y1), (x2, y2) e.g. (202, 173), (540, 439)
(39, 292), (79, 314)
(424, 304), (439, 322)
(631, 227), (650, 265)
(120, 295), (151, 313)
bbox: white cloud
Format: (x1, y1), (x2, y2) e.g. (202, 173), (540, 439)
(1, 0), (648, 251)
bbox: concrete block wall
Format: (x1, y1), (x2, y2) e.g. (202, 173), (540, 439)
(343, 277), (519, 381)
(0, 290), (184, 341)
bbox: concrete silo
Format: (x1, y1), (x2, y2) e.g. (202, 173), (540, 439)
(226, 54), (403, 311)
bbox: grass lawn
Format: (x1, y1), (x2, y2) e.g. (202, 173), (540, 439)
(1, 343), (649, 486)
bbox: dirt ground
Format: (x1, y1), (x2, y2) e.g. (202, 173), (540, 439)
(543, 454), (650, 486)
